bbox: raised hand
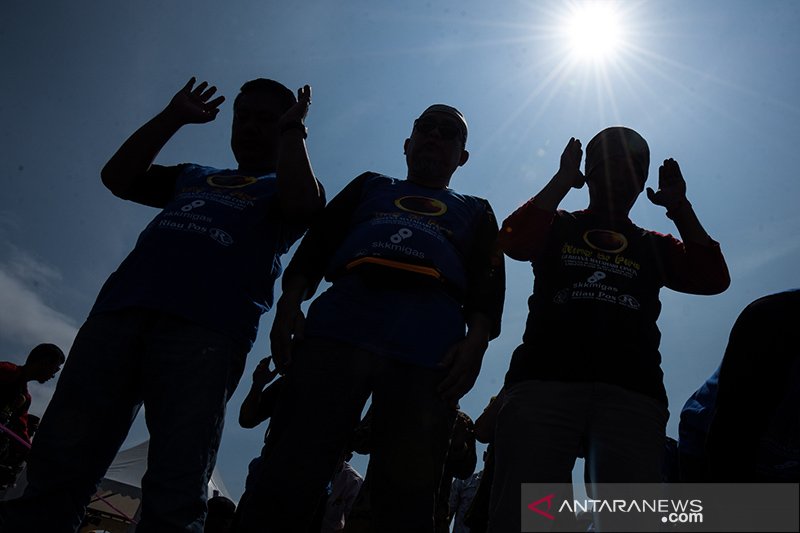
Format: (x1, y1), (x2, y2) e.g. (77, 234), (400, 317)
(646, 158), (688, 210)
(269, 300), (306, 373)
(252, 356), (279, 388)
(278, 84), (312, 128)
(558, 137), (585, 189)
(165, 77), (226, 125)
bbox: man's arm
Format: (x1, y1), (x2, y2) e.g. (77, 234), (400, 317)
(438, 199), (506, 408)
(238, 357), (279, 428)
(498, 137), (584, 261)
(269, 174), (371, 372)
(647, 159), (731, 294)
(647, 158), (713, 245)
(276, 85), (325, 223)
(101, 78), (224, 203)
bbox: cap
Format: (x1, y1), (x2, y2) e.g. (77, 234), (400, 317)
(585, 126), (650, 183)
(417, 104), (468, 142)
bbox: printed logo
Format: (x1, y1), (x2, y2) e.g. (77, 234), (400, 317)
(206, 174), (258, 188)
(528, 494), (556, 520)
(618, 294), (641, 309)
(390, 228), (413, 244)
(553, 289), (570, 304)
(181, 200), (206, 212)
(583, 229), (628, 254)
(209, 228), (233, 246)
(587, 271), (607, 284)
(394, 196), (447, 216)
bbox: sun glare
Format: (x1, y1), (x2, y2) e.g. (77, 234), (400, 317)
(564, 3), (623, 62)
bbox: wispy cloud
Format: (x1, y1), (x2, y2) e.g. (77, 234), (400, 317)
(0, 245), (79, 415)
(0, 252), (77, 352)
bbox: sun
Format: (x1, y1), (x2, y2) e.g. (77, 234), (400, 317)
(563, 2), (624, 63)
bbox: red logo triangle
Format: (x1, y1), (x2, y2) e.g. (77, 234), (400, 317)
(527, 493), (556, 520)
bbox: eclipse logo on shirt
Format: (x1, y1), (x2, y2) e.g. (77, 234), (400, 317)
(582, 229), (628, 254)
(394, 196), (448, 216)
(206, 174), (258, 188)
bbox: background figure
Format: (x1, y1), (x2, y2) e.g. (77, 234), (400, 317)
(236, 356), (283, 494)
(205, 494), (236, 533)
(677, 366), (720, 481)
(0, 78), (324, 533)
(0, 344), (65, 489)
(450, 468), (482, 533)
(490, 127), (730, 532)
(706, 289), (800, 482)
(436, 410), (477, 533)
(462, 391), (503, 533)
(234, 104), (505, 533)
(321, 452), (364, 533)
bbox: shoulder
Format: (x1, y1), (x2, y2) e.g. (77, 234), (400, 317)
(0, 362), (22, 381)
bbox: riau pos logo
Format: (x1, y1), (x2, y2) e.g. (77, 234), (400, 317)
(528, 493), (556, 520)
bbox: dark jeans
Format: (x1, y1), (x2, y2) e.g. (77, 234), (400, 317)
(233, 337), (455, 533)
(0, 309), (247, 533)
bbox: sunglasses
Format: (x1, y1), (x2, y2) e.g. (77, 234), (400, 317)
(413, 119), (464, 142)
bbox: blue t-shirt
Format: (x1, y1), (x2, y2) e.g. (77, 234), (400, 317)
(91, 164), (307, 345)
(297, 173), (501, 367)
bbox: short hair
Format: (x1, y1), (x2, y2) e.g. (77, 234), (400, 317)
(27, 343), (65, 365)
(235, 79), (296, 115)
(585, 126), (650, 184)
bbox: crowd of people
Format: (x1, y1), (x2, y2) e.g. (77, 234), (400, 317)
(0, 75), (796, 533)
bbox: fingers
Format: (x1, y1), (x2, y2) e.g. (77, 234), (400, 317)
(206, 95), (226, 110)
(182, 77), (196, 93)
(646, 186), (658, 205)
(439, 372), (469, 409)
(297, 84), (312, 104)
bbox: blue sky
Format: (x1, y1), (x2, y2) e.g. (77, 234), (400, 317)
(2, 1), (799, 501)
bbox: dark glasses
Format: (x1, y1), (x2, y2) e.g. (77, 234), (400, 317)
(413, 119), (464, 142)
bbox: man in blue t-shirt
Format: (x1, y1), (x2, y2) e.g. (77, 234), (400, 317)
(0, 77), (324, 533)
(233, 105), (505, 533)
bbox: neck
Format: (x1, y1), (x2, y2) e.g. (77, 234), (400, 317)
(238, 163), (275, 176)
(406, 173), (450, 189)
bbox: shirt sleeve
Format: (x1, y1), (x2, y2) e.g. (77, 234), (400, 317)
(463, 199), (506, 340)
(655, 234), (731, 295)
(497, 198), (556, 262)
(115, 164), (185, 208)
(282, 172), (372, 298)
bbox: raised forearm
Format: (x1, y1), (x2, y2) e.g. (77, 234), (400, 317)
(101, 109), (183, 198)
(238, 385), (265, 428)
(276, 128), (324, 222)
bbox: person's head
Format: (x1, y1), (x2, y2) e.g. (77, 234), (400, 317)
(230, 78), (297, 174)
(404, 104), (469, 187)
(584, 126), (650, 216)
(24, 343), (65, 383)
(205, 495), (236, 533)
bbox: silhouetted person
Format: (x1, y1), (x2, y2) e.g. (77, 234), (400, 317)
(462, 391), (503, 533)
(678, 366), (719, 481)
(436, 410), (477, 533)
(234, 104), (505, 532)
(0, 77), (324, 533)
(205, 494), (236, 533)
(237, 356), (283, 493)
(491, 127), (730, 531)
(706, 289), (800, 482)
(0, 344), (64, 488)
(321, 452), (364, 533)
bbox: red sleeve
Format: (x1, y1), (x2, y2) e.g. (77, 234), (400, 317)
(659, 236), (731, 295)
(497, 198), (556, 262)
